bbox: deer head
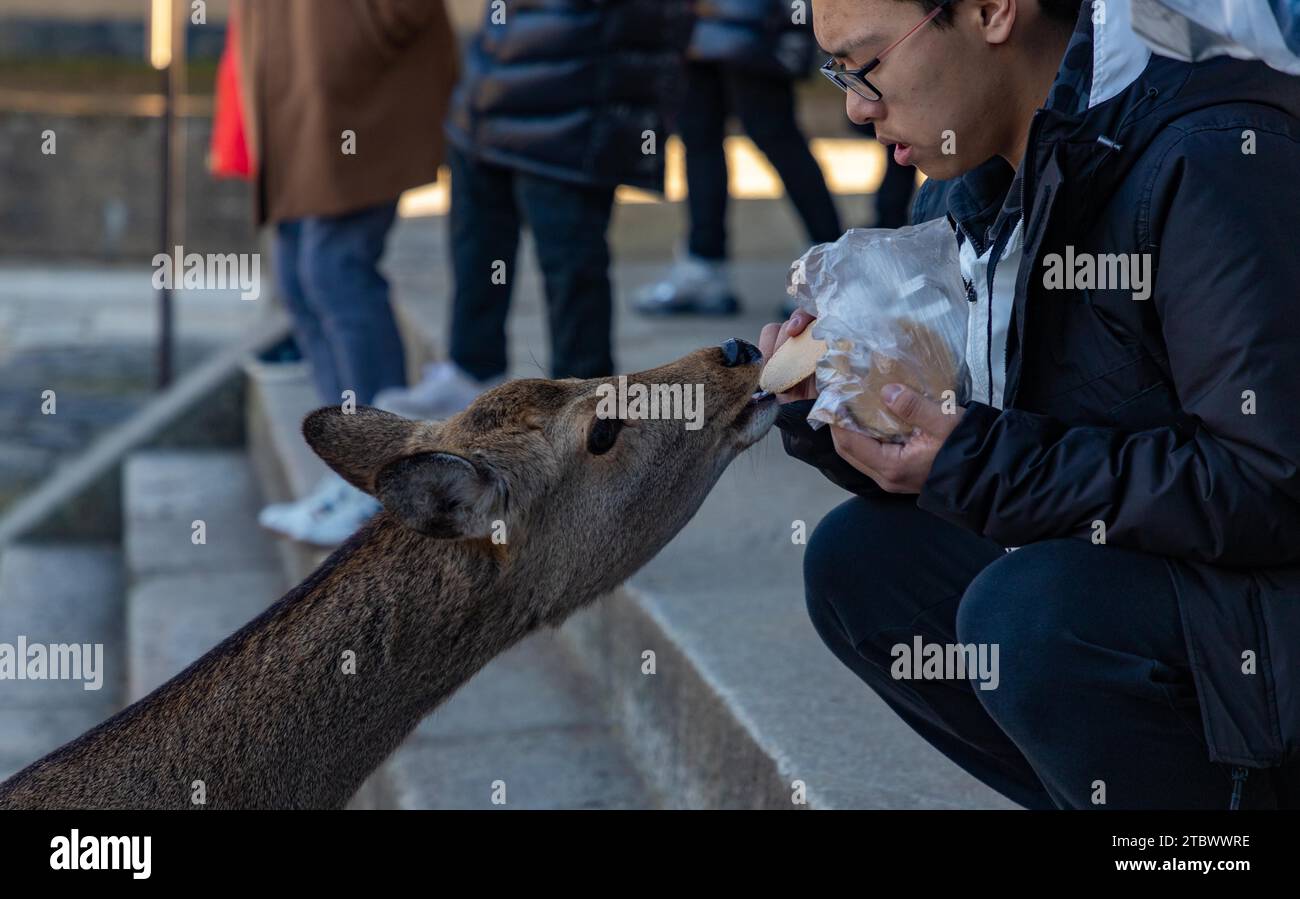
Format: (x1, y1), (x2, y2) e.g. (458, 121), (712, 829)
(302, 339), (776, 625)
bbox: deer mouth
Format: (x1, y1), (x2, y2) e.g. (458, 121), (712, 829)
(728, 390), (778, 444)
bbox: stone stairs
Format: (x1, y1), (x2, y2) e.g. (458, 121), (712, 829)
(121, 450), (284, 702)
(0, 543), (124, 782)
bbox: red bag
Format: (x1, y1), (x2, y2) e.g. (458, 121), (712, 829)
(210, 6), (252, 179)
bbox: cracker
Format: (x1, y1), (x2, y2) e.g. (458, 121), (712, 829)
(759, 327), (827, 394)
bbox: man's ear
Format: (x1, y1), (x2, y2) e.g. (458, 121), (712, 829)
(302, 405), (422, 494)
(374, 452), (507, 539)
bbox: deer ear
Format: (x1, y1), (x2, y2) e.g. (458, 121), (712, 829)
(374, 452), (506, 540)
(302, 405), (421, 494)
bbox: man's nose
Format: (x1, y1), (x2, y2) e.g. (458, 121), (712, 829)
(720, 338), (763, 367)
(847, 92), (881, 126)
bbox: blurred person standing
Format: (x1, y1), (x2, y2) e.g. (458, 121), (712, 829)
(236, 0), (459, 546)
(374, 0), (693, 421)
(634, 0), (841, 317)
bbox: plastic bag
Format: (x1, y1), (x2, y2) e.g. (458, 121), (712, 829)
(1131, 0), (1300, 76)
(785, 218), (970, 443)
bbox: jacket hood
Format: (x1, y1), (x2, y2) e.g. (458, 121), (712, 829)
(1129, 0), (1300, 76)
(941, 0), (1300, 240)
(1049, 0), (1300, 135)
(1032, 0), (1300, 219)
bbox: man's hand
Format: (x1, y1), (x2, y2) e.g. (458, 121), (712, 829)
(757, 309), (818, 402)
(831, 384), (965, 493)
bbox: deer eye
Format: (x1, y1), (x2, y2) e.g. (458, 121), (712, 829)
(587, 417), (624, 455)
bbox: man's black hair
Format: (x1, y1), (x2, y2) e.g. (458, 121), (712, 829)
(901, 0), (1084, 28)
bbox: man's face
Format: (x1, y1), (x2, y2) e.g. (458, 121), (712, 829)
(814, 0), (1010, 180)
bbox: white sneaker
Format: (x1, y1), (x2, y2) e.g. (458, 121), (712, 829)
(258, 472), (380, 547)
(633, 251), (740, 316)
(373, 361), (503, 421)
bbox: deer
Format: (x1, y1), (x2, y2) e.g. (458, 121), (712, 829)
(0, 340), (777, 809)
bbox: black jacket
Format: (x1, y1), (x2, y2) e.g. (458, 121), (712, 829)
(689, 0), (819, 78)
(444, 0), (692, 191)
(779, 6), (1300, 770)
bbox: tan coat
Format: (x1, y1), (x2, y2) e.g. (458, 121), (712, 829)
(234, 0), (459, 225)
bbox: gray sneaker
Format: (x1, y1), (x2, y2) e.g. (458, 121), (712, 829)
(633, 253), (740, 316)
(373, 361), (504, 421)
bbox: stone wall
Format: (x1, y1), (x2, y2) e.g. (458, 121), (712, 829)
(0, 0), (485, 262)
(0, 0), (481, 56)
(0, 20), (225, 60)
(1, 111), (257, 261)
(0, 1), (229, 20)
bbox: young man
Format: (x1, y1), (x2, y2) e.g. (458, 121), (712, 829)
(760, 0), (1300, 808)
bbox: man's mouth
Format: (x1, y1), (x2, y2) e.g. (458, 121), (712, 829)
(879, 135), (914, 166)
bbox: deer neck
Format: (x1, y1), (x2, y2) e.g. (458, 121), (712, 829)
(0, 514), (545, 810)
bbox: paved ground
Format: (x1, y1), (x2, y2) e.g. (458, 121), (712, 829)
(0, 266), (266, 352)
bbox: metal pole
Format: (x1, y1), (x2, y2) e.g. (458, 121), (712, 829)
(170, 0), (188, 275)
(157, 57), (173, 388)
(153, 0), (187, 389)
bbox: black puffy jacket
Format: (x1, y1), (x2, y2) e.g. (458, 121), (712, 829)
(689, 0), (818, 78)
(445, 0), (692, 191)
(779, 5), (1300, 771)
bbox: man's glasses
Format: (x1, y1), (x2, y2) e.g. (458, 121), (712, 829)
(820, 0), (954, 103)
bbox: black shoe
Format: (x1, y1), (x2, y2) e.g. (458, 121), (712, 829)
(637, 291), (742, 316)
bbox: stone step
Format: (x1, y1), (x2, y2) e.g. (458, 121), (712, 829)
(123, 450), (286, 702)
(379, 629), (657, 810)
(243, 361), (332, 580)
(243, 359), (658, 809)
(0, 543), (123, 782)
(384, 214), (1016, 809)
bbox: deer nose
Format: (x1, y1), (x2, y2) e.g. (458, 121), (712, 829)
(720, 338), (762, 367)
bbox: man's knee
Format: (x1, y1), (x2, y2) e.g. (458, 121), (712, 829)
(803, 494), (945, 652)
(804, 498), (863, 604)
(958, 540), (1067, 633)
(955, 537), (1160, 645)
(955, 539), (1113, 720)
(806, 496), (898, 600)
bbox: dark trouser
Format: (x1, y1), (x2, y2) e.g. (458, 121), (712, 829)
(447, 142), (615, 381)
(274, 200), (406, 406)
(804, 493), (1300, 809)
(679, 60), (841, 261)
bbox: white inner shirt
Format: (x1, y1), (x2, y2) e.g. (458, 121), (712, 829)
(957, 218), (1024, 411)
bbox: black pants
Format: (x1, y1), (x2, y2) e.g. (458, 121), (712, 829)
(679, 61), (841, 260)
(448, 142), (616, 381)
(804, 492), (1300, 809)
